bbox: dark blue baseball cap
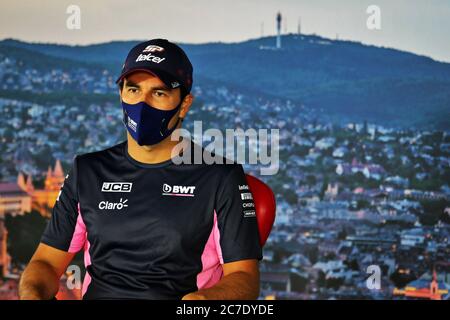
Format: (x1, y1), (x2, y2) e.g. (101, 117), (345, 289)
(115, 38), (193, 94)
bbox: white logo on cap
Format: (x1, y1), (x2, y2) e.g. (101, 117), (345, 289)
(136, 53), (166, 64)
(143, 45), (165, 53)
(171, 81), (180, 88)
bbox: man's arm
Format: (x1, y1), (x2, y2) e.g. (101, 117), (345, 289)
(19, 243), (75, 300)
(182, 259), (260, 300)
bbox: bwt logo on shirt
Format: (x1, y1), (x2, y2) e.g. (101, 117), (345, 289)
(102, 182), (133, 192)
(162, 183), (196, 197)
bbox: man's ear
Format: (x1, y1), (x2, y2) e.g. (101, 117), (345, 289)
(180, 93), (194, 119)
(118, 80), (125, 101)
(118, 87), (123, 103)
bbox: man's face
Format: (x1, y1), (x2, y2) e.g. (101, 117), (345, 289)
(119, 70), (194, 147)
(120, 71), (182, 110)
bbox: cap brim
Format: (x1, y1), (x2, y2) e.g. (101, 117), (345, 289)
(115, 68), (174, 90)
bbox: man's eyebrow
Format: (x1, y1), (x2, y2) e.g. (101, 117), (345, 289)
(124, 81), (171, 91)
(150, 85), (171, 91)
(124, 80), (140, 88)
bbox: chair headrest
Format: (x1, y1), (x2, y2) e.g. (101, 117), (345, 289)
(245, 174), (276, 246)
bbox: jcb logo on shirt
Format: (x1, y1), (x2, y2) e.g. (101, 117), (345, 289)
(101, 182), (133, 192)
(162, 183), (195, 197)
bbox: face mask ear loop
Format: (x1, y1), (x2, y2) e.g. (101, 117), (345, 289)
(122, 109), (128, 128)
(160, 102), (183, 137)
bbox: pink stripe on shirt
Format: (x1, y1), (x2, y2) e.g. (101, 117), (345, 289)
(196, 210), (224, 290)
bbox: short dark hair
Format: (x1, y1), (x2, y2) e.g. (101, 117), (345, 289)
(118, 80), (124, 92)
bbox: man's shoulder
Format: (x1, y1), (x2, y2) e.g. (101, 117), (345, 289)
(185, 140), (245, 178)
(75, 140), (126, 164)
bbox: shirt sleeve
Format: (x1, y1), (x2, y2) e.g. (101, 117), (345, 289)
(215, 164), (263, 264)
(40, 155), (85, 253)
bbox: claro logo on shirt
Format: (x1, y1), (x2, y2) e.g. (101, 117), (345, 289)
(98, 198), (129, 210)
(162, 183), (195, 197)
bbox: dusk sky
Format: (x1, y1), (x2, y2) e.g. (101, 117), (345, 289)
(1, 0), (449, 62)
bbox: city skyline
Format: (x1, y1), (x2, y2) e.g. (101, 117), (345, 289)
(1, 0), (450, 63)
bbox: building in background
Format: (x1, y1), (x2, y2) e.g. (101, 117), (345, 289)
(276, 12), (282, 49)
(0, 182), (31, 217)
(0, 219), (11, 277)
(394, 269), (450, 300)
(259, 11), (284, 51)
(17, 159), (65, 217)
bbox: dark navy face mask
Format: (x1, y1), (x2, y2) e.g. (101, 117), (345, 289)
(121, 99), (182, 146)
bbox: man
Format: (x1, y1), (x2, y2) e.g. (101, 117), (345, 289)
(19, 39), (262, 300)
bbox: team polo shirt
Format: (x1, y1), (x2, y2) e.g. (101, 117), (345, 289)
(40, 140), (263, 300)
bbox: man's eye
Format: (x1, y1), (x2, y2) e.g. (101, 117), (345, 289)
(154, 91), (166, 97)
(128, 88), (138, 93)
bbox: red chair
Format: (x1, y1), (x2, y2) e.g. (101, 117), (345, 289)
(245, 174), (276, 247)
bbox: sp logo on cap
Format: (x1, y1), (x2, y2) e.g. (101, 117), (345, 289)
(143, 45), (165, 53)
